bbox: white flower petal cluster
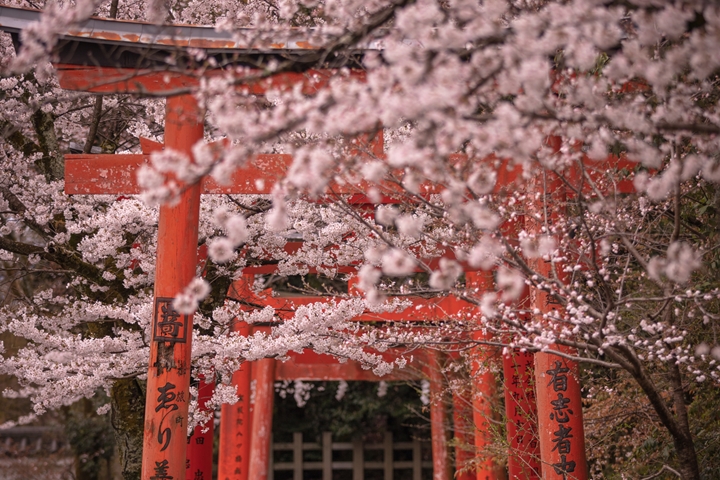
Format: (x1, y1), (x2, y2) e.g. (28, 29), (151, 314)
(5, 1), (720, 473)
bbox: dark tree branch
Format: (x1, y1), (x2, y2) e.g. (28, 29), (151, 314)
(83, 96), (104, 154)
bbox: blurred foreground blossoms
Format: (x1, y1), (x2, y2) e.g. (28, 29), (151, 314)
(2, 0), (720, 477)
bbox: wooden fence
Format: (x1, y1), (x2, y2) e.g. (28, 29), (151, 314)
(269, 431), (432, 480)
(0, 426), (68, 456)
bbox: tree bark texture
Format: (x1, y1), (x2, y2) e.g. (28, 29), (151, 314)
(111, 378), (145, 480)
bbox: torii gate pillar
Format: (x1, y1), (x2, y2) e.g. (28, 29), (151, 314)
(466, 271), (499, 480)
(186, 378), (215, 480)
(219, 276), (255, 480)
(428, 350), (452, 480)
(248, 357), (276, 480)
(529, 167), (587, 480)
(141, 95), (204, 480)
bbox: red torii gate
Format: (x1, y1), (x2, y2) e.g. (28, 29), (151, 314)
(219, 275), (481, 480)
(50, 65), (503, 480)
(59, 78), (601, 480)
(57, 89), (500, 480)
(2, 6), (643, 480)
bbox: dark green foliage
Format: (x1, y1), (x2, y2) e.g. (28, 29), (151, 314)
(273, 381), (425, 442)
(690, 385), (720, 479)
(65, 396), (116, 480)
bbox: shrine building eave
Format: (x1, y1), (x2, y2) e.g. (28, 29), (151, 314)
(0, 5), (374, 70)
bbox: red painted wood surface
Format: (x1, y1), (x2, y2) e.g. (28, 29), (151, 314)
(224, 267), (484, 321)
(64, 149), (636, 207)
(248, 358), (275, 480)
(428, 350), (451, 480)
(140, 136), (164, 153)
(275, 349), (423, 381)
(59, 69), (600, 480)
(141, 95), (204, 480)
(55, 65), (365, 94)
(186, 378), (214, 480)
(64, 154), (149, 194)
(534, 350), (586, 480)
(54, 56), (606, 480)
(63, 151), (507, 197)
(452, 388), (475, 480)
(63, 153), (445, 197)
(498, 219), (541, 480)
(63, 152), (291, 195)
(503, 350), (541, 479)
(466, 271), (501, 480)
(527, 165), (587, 480)
(185, 238), (213, 480)
(218, 276), (255, 480)
(64, 133), (386, 196)
(218, 327), (252, 480)
(240, 291), (475, 321)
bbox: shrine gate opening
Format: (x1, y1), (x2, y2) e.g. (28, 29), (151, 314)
(0, 6), (645, 480)
(220, 275), (487, 480)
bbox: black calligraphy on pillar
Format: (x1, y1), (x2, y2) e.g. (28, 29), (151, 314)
(233, 394), (245, 474)
(153, 297), (189, 344)
(550, 393), (573, 423)
(552, 423), (573, 455)
(168, 360), (186, 376)
(547, 362), (569, 392)
(506, 352), (538, 453)
(150, 460), (173, 480)
(193, 469), (204, 480)
(156, 382), (179, 452)
(544, 290), (562, 307)
(546, 360), (576, 477)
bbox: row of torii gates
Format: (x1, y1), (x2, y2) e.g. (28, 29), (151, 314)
(1, 7), (638, 479)
(68, 89), (583, 479)
(67, 91), (560, 480)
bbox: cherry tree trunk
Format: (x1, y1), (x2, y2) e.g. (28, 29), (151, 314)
(110, 371), (146, 479)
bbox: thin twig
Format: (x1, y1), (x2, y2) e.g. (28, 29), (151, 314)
(640, 465), (682, 480)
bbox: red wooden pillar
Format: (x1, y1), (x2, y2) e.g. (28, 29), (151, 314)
(428, 349), (451, 480)
(248, 357), (276, 480)
(452, 389), (475, 480)
(140, 94), (204, 480)
(187, 245), (214, 480)
(529, 166), (587, 479)
(218, 328), (252, 480)
(534, 350), (586, 479)
(219, 276), (255, 480)
(503, 349), (541, 479)
(186, 378), (215, 480)
(466, 271), (498, 480)
(503, 218), (541, 479)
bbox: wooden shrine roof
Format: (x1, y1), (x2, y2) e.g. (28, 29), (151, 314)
(0, 5), (378, 70)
